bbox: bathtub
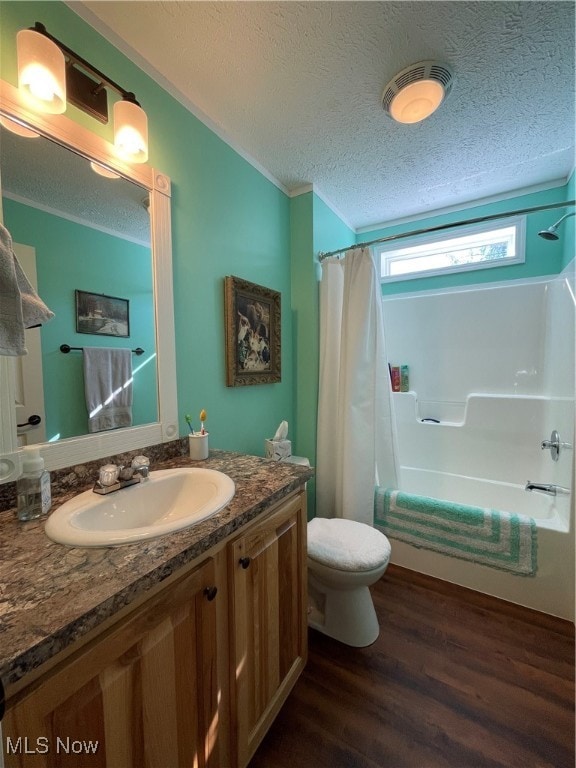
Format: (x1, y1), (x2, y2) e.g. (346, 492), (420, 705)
(382, 267), (575, 618)
(398, 467), (569, 531)
(392, 392), (572, 532)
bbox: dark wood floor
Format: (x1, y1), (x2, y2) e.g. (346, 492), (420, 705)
(250, 565), (575, 768)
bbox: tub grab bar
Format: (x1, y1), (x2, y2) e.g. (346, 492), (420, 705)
(525, 482), (570, 496)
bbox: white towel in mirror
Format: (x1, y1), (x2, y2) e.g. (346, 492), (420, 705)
(83, 347), (133, 433)
(0, 223), (54, 356)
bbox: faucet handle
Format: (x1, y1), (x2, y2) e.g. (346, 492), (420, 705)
(132, 455), (150, 479)
(99, 464), (120, 487)
(541, 430), (564, 461)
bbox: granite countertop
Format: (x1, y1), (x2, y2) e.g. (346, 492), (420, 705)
(0, 451), (314, 691)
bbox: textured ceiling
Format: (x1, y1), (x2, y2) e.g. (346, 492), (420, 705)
(1, 126), (151, 244)
(70, 2), (574, 229)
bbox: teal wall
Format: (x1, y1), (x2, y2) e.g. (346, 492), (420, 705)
(289, 193), (314, 457)
(359, 184), (573, 296)
(3, 197), (157, 441)
(0, 1), (293, 457)
(313, 195), (356, 259)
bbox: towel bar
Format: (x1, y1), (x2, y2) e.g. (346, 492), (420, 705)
(60, 344), (144, 355)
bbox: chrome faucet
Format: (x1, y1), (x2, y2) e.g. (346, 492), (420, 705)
(525, 481), (570, 497)
(93, 456), (150, 495)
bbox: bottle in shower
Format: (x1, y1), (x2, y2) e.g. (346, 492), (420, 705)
(400, 365), (410, 392)
(16, 446), (52, 521)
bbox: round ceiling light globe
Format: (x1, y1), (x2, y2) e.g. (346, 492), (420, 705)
(390, 79), (445, 124)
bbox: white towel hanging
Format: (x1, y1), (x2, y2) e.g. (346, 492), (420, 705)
(0, 223), (54, 356)
(83, 347), (133, 433)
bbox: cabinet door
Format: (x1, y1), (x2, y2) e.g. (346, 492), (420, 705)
(230, 493), (307, 768)
(3, 558), (220, 768)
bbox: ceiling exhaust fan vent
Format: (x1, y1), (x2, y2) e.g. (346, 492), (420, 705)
(382, 61), (454, 120)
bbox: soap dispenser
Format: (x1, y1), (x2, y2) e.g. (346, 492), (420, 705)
(16, 446), (52, 521)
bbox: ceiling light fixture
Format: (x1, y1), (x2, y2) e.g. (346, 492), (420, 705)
(16, 22), (148, 163)
(382, 61), (454, 124)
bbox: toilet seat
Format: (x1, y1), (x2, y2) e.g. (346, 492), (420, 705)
(307, 517), (391, 572)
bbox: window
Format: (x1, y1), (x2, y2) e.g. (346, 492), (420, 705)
(377, 217), (525, 282)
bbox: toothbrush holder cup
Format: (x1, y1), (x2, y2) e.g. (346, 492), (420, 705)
(189, 432), (209, 460)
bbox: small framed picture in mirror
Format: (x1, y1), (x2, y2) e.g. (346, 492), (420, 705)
(224, 276), (281, 386)
(75, 290), (130, 338)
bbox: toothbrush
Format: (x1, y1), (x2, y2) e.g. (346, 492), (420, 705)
(199, 409), (207, 435)
(185, 414), (194, 433)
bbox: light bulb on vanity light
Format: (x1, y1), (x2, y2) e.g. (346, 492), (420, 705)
(17, 28), (66, 114)
(114, 97), (148, 163)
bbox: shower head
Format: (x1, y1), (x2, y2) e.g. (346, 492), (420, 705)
(538, 210), (576, 241)
(538, 227), (560, 241)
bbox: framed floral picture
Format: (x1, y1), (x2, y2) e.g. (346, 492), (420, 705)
(224, 276), (281, 386)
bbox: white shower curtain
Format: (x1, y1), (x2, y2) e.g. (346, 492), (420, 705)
(316, 247), (397, 524)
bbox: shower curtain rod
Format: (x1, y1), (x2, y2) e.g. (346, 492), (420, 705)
(317, 199), (576, 261)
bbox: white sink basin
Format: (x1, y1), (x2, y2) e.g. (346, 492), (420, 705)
(45, 468), (235, 547)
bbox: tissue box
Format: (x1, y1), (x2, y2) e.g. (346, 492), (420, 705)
(265, 439), (292, 461)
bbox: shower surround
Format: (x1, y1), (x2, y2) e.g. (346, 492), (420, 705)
(382, 264), (575, 619)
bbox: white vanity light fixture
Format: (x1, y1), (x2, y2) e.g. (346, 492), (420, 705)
(15, 22), (149, 163)
(17, 27), (66, 114)
(382, 61), (454, 124)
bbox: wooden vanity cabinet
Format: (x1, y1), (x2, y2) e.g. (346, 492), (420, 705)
(229, 492), (308, 768)
(2, 490), (308, 768)
(3, 557), (222, 768)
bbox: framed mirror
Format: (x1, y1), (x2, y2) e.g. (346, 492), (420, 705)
(0, 78), (177, 482)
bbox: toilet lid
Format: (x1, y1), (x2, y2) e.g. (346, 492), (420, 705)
(307, 517), (391, 572)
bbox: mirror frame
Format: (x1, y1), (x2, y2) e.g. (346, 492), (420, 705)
(0, 78), (178, 482)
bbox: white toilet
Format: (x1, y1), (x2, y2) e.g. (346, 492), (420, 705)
(276, 455), (390, 647)
(307, 517), (391, 647)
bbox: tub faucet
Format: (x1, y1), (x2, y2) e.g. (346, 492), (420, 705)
(541, 430), (572, 462)
(525, 482), (570, 496)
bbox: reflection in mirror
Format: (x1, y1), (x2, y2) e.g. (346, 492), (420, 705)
(1, 124), (158, 445)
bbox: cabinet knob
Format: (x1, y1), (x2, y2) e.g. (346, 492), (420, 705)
(239, 556), (251, 569)
(204, 586), (218, 602)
